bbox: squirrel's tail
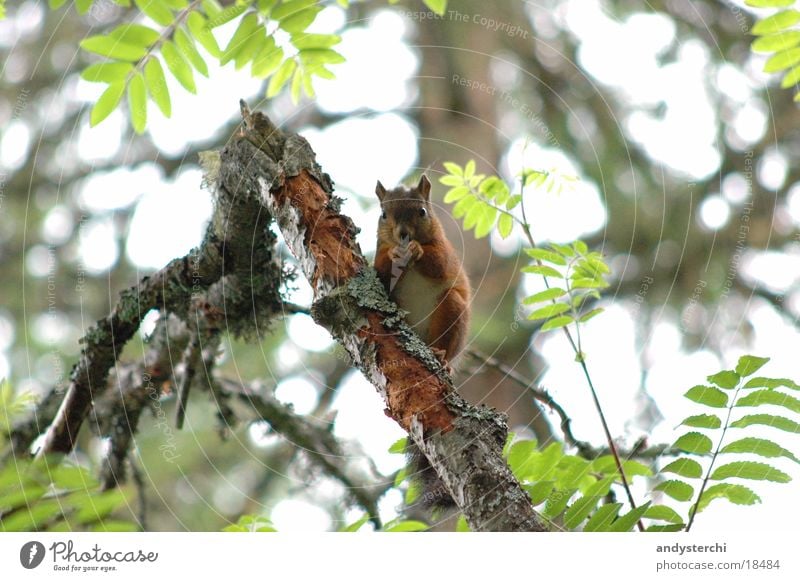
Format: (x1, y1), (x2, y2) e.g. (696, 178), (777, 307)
(406, 441), (456, 510)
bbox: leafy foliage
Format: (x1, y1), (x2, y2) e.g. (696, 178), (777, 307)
(0, 382), (134, 532)
(653, 355), (800, 530)
(51, 0), (345, 133)
(747, 0), (800, 100)
(223, 514), (277, 532)
(502, 438), (652, 531)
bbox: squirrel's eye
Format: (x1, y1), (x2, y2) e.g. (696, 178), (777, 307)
(381, 211), (387, 220)
(418, 207), (427, 218)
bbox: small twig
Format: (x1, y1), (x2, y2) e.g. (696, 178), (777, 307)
(128, 453), (148, 532)
(175, 332), (202, 430)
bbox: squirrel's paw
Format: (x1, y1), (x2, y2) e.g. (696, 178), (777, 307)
(432, 347), (453, 374)
(388, 246), (406, 263)
(408, 241), (424, 261)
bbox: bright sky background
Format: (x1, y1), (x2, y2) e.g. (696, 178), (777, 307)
(2, 0), (799, 532)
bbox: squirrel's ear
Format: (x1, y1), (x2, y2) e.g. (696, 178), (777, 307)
(417, 174), (431, 201)
(375, 180), (386, 201)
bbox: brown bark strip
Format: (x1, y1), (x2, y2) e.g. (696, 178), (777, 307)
(237, 103), (547, 531)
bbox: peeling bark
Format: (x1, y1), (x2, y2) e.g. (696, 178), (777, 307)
(235, 103), (546, 532)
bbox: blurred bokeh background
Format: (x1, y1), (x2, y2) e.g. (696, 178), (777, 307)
(1, 0), (799, 531)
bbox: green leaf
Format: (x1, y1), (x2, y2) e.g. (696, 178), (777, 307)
(455, 515), (471, 532)
(527, 302), (570, 321)
(589, 456), (653, 479)
(583, 503), (621, 532)
(564, 495), (601, 529)
(81, 62), (133, 83)
(49, 0), (70, 8)
(292, 33), (341, 50)
(523, 481), (555, 505)
(752, 31), (800, 53)
(252, 38), (284, 78)
(523, 288), (566, 304)
(187, 12), (222, 57)
(388, 437), (406, 454)
(443, 186), (469, 203)
(644, 505), (684, 524)
(90, 82), (126, 127)
(735, 356), (770, 377)
(541, 315), (574, 332)
(175, 27), (209, 77)
(695, 483), (760, 512)
(221, 13), (259, 65)
(753, 9), (800, 35)
(579, 308), (603, 323)
(647, 524), (686, 532)
(383, 520), (428, 532)
(609, 502), (650, 532)
(661, 458), (703, 479)
(681, 414), (722, 429)
(673, 432), (713, 455)
(707, 370), (740, 389)
(524, 248), (566, 265)
(267, 58), (297, 97)
(76, 0), (93, 14)
(737, 389), (800, 413)
(781, 65), (800, 88)
(279, 6), (322, 33)
(74, 488), (130, 523)
(765, 47), (800, 72)
(422, 0), (447, 15)
(161, 40), (196, 93)
(474, 205), (497, 239)
(299, 48), (346, 66)
(133, 0), (174, 26)
(452, 195), (476, 219)
(730, 413), (800, 433)
(109, 23), (160, 47)
(743, 377), (800, 390)
(720, 437), (798, 462)
(543, 488), (576, 519)
(684, 385), (729, 408)
(710, 461), (791, 482)
(341, 515), (370, 532)
(479, 176), (510, 203)
(654, 479), (694, 502)
(463, 159), (476, 180)
(440, 175), (463, 187)
(51, 465), (98, 491)
(521, 264), (563, 278)
(207, 3), (247, 28)
(746, 0), (795, 7)
(497, 213), (514, 239)
(80, 36), (147, 61)
(571, 278), (608, 290)
(144, 58), (170, 117)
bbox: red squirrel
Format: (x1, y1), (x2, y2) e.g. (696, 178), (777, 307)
(373, 175), (471, 367)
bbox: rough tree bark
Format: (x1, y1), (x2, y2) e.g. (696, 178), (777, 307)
(23, 101), (547, 532)
(234, 102), (546, 532)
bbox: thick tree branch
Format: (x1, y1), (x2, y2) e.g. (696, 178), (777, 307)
(233, 102), (546, 531)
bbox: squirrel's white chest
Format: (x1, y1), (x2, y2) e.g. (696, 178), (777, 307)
(391, 267), (449, 341)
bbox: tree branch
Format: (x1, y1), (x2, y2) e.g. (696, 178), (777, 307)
(232, 101), (546, 531)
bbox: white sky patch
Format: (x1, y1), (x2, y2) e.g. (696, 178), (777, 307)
(538, 304), (640, 444)
(302, 113), (418, 200)
(742, 251), (800, 293)
(698, 195), (731, 231)
(78, 216), (119, 274)
(79, 164), (162, 212)
(126, 168), (212, 270)
(288, 314), (333, 353)
(274, 374), (319, 415)
(503, 139), (606, 245)
(731, 101), (768, 145)
(757, 149), (788, 191)
(41, 205), (74, 245)
(314, 10), (416, 113)
(271, 499), (332, 532)
(76, 108), (124, 162)
(722, 172), (751, 205)
(332, 371), (406, 475)
(0, 120), (30, 170)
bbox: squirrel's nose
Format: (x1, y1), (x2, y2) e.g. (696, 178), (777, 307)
(398, 229), (411, 244)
